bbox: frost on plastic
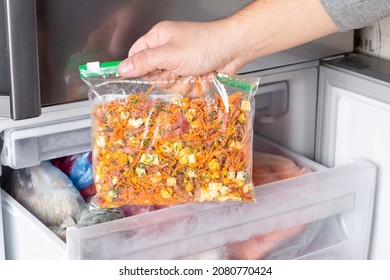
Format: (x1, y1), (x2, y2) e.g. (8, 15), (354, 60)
(79, 61), (259, 207)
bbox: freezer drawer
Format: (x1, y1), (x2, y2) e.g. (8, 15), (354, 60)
(1, 116), (91, 169)
(1, 135), (376, 260)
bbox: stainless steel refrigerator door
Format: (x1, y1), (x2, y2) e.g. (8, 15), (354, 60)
(317, 54), (390, 259)
(34, 0), (253, 106)
(1, 0), (41, 120)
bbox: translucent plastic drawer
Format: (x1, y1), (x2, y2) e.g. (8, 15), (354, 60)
(1, 136), (376, 260)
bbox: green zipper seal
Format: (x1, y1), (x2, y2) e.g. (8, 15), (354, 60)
(216, 73), (256, 92)
(79, 62), (257, 92)
(79, 61), (121, 78)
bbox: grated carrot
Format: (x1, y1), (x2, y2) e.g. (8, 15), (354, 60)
(92, 89), (254, 207)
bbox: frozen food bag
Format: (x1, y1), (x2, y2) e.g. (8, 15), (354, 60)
(52, 152), (97, 199)
(7, 161), (86, 227)
(50, 205), (125, 241)
(224, 152), (314, 259)
(79, 61), (259, 207)
(224, 221), (322, 260)
(251, 152), (312, 186)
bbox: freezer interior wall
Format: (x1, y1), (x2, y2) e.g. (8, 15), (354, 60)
(252, 62), (319, 160)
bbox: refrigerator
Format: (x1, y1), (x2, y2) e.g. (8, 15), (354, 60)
(0, 0), (386, 260)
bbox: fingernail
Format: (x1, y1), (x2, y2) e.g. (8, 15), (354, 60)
(118, 59), (134, 75)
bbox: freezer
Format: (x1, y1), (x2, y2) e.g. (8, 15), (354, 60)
(0, 60), (377, 260)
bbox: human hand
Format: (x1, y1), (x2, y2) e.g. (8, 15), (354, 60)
(118, 20), (247, 78)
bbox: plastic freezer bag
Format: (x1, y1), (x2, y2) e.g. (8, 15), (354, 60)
(51, 152), (97, 199)
(79, 61), (259, 207)
(7, 161), (86, 227)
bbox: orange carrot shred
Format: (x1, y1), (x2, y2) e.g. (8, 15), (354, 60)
(92, 87), (254, 207)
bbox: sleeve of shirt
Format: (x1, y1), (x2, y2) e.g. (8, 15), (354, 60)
(320, 0), (390, 32)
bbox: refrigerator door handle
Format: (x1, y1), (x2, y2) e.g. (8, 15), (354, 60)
(5, 0), (41, 120)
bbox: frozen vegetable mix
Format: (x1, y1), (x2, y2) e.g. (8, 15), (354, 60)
(79, 61), (259, 207)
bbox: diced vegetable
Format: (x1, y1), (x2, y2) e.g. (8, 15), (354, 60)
(91, 89), (254, 206)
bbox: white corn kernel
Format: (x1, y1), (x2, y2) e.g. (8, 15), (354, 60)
(188, 154), (196, 164)
(96, 136), (105, 148)
(135, 167), (146, 177)
(236, 171), (248, 181)
(167, 177), (177, 187)
(208, 182), (222, 191)
(128, 118), (144, 128)
(243, 183), (253, 194)
(140, 153), (159, 165)
(241, 100), (251, 111)
(227, 171), (236, 180)
(188, 170), (197, 178)
(220, 186), (230, 195)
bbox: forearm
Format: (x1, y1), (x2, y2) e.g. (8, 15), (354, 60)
(221, 0), (338, 68)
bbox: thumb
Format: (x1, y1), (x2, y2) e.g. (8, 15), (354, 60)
(118, 46), (172, 77)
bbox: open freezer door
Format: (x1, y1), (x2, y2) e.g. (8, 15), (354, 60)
(317, 53), (390, 259)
